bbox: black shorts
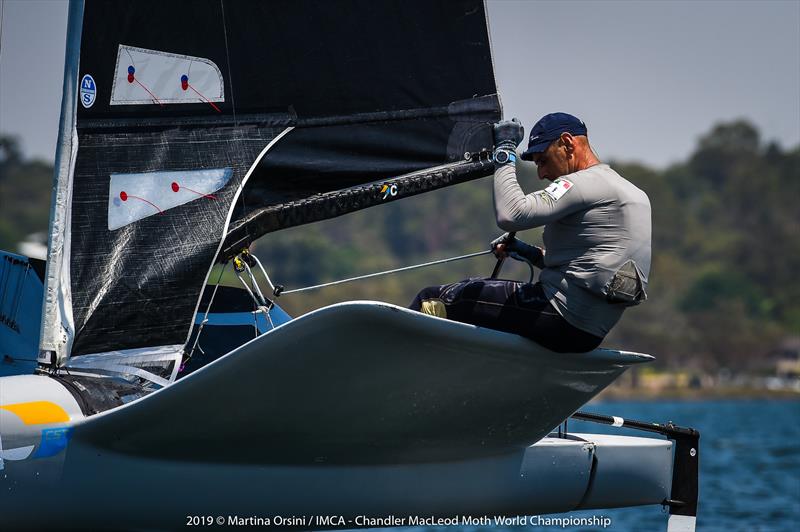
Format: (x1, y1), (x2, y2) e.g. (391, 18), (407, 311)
(410, 277), (603, 353)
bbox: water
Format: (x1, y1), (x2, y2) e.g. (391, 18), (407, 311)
(568, 400), (800, 531)
(392, 400), (800, 532)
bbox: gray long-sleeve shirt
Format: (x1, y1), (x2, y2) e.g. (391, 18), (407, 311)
(494, 163), (651, 337)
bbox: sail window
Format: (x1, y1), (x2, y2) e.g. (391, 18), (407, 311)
(108, 168), (232, 230)
(110, 45), (224, 107)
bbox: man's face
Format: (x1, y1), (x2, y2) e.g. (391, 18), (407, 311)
(530, 136), (570, 181)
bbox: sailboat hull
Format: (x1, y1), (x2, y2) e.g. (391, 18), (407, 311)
(1, 432), (672, 530)
(1, 302), (651, 466)
(73, 301), (652, 464)
(1, 302), (659, 527)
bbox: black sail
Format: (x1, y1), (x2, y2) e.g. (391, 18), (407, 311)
(68, 0), (500, 357)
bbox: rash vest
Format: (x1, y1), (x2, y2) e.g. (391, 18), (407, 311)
(493, 163), (651, 337)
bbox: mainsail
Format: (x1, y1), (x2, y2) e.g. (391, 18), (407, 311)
(40, 0), (501, 381)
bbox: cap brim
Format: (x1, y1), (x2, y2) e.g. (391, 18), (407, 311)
(520, 140), (552, 160)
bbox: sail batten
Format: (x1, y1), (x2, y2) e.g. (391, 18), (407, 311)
(75, 95), (499, 132)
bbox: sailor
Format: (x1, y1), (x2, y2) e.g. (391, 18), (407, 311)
(410, 113), (651, 352)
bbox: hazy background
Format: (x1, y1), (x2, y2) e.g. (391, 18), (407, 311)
(1, 0), (798, 167)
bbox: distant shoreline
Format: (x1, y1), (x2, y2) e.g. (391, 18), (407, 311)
(594, 387), (800, 402)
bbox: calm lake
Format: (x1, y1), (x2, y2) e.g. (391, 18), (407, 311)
(384, 399), (800, 532)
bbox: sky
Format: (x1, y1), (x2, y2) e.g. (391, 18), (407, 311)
(0, 0), (798, 169)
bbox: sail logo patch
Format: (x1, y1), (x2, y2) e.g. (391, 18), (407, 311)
(542, 178), (573, 202)
(108, 168), (233, 230)
(79, 74), (96, 108)
(381, 183), (398, 200)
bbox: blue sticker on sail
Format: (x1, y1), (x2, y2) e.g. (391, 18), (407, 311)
(80, 74), (96, 108)
(108, 168), (233, 230)
(32, 427), (73, 458)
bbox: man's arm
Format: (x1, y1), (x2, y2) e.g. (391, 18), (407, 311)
(491, 119), (587, 231)
(494, 165), (588, 231)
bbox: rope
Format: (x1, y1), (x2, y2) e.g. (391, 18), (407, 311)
(251, 254), (276, 292)
(279, 249), (493, 295)
(243, 261), (267, 306)
(219, 0), (237, 125)
(234, 257), (275, 335)
(188, 263), (227, 359)
(234, 267), (260, 305)
(10, 263), (30, 323)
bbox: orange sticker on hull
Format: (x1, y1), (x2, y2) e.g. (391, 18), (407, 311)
(0, 401), (71, 425)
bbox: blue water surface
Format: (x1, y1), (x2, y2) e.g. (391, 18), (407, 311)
(381, 400), (800, 532)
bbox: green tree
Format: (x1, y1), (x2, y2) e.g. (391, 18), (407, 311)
(0, 136), (54, 250)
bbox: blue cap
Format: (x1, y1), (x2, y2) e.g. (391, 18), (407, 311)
(521, 113), (587, 160)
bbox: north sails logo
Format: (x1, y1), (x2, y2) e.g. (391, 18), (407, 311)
(79, 74), (96, 108)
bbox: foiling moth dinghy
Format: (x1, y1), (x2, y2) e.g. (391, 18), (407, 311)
(0, 0), (698, 530)
(1, 296), (698, 530)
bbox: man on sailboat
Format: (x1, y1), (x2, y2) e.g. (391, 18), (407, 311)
(410, 113), (651, 353)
